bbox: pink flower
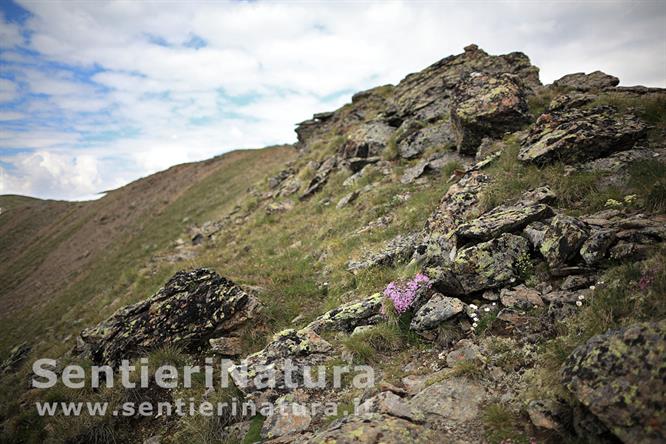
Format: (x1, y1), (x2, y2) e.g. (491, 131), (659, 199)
(383, 273), (431, 314)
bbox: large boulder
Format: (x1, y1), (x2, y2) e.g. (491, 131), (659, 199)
(430, 233), (531, 296)
(518, 106), (647, 165)
(562, 321), (666, 443)
(552, 71), (620, 92)
(451, 73), (531, 155)
(76, 269), (259, 365)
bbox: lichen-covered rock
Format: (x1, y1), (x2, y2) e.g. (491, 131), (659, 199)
(347, 233), (421, 272)
(261, 403), (312, 440)
(453, 198), (553, 245)
(397, 121), (454, 159)
(1, 342), (31, 374)
(425, 171), (492, 237)
(552, 71), (620, 92)
(342, 122), (394, 159)
(307, 413), (436, 444)
(230, 328), (333, 399)
(410, 293), (464, 332)
(451, 73), (530, 155)
(300, 156), (337, 200)
(410, 377), (487, 424)
(430, 233), (530, 295)
(499, 285), (544, 309)
(580, 229), (617, 265)
(540, 215), (590, 268)
(77, 268), (259, 365)
(307, 293), (383, 334)
(561, 321), (666, 444)
(518, 106), (647, 165)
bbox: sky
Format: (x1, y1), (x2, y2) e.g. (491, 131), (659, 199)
(0, 1), (664, 201)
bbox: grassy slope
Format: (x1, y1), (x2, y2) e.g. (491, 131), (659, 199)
(0, 147), (295, 356)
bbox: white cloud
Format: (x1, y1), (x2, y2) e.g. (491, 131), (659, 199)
(0, 0), (664, 200)
(0, 78), (19, 102)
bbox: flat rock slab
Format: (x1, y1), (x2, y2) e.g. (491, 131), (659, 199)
(410, 377), (486, 423)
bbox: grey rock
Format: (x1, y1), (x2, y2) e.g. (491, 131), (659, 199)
(540, 215), (590, 268)
(552, 71), (620, 92)
(519, 106), (647, 165)
(580, 229), (617, 265)
(261, 403), (312, 440)
(430, 233), (530, 295)
(410, 377), (486, 423)
(451, 73), (531, 155)
(410, 293), (465, 332)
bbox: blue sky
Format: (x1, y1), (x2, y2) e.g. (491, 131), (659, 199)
(0, 0), (664, 200)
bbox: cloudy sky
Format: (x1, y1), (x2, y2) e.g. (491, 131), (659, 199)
(0, 1), (664, 200)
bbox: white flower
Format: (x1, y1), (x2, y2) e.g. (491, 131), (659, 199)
(589, 285), (596, 290)
(484, 307), (491, 312)
(576, 301), (583, 307)
(469, 304), (478, 310)
(492, 302), (497, 306)
(472, 322), (478, 328)
(578, 294), (585, 300)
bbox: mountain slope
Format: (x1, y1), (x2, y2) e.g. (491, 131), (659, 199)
(1, 46), (665, 444)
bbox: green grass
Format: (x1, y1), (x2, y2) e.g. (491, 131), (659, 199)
(482, 403), (529, 444)
(533, 247), (666, 399)
(477, 137), (665, 216)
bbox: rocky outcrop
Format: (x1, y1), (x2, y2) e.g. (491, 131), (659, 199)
(451, 73), (531, 155)
(519, 106), (647, 165)
(562, 321), (666, 443)
(553, 71), (620, 92)
(76, 269), (259, 365)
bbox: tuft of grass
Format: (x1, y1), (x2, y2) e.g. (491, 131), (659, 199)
(450, 358), (484, 379)
(341, 320), (421, 364)
(442, 160), (464, 178)
(147, 344), (190, 368)
(482, 403), (529, 444)
(241, 415), (264, 444)
(628, 159), (666, 213)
